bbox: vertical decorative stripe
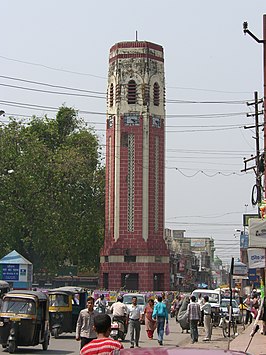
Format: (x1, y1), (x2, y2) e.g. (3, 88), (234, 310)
(128, 134), (135, 232)
(108, 136), (112, 233)
(154, 136), (159, 232)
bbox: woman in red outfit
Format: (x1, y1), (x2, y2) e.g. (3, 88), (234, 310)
(144, 299), (157, 339)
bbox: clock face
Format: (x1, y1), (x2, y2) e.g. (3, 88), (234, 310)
(124, 114), (140, 126)
(152, 116), (161, 128)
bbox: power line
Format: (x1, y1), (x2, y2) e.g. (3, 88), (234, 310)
(0, 82), (105, 99)
(0, 75), (106, 95)
(0, 55), (106, 79)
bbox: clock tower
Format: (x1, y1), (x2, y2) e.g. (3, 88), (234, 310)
(100, 41), (170, 291)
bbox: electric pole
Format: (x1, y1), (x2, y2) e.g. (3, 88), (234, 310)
(242, 92), (263, 211)
(243, 15), (266, 198)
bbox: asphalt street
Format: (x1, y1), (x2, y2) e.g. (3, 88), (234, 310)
(0, 317), (247, 354)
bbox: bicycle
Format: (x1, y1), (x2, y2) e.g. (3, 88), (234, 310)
(219, 312), (238, 338)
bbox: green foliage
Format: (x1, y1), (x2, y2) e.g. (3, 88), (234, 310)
(0, 106), (105, 275)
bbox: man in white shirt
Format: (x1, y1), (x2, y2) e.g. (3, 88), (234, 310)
(201, 295), (212, 341)
(127, 296), (142, 348)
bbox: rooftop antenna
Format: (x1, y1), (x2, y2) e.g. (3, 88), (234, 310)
(135, 30), (138, 41)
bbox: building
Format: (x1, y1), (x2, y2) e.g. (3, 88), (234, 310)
(100, 41), (170, 291)
(165, 229), (217, 290)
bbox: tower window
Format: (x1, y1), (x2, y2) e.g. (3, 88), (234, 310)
(153, 82), (160, 106)
(128, 80), (137, 104)
(109, 83), (114, 107)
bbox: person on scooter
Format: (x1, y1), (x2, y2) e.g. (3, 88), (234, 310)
(110, 296), (128, 332)
(95, 294), (108, 314)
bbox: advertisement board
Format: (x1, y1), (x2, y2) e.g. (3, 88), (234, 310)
(249, 218), (266, 247)
(0, 264), (19, 281)
(247, 248), (266, 269)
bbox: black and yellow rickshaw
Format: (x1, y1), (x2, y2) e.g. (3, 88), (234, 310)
(48, 286), (87, 338)
(0, 281), (10, 298)
(0, 290), (50, 353)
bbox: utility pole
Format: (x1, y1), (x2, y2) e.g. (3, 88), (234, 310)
(242, 91), (263, 211)
(243, 15), (266, 198)
(243, 15), (266, 301)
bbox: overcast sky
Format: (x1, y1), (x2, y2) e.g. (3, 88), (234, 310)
(1, 1), (266, 265)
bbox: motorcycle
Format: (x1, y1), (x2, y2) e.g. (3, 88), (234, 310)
(110, 316), (127, 341)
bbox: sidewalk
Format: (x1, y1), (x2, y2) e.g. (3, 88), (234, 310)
(230, 322), (266, 355)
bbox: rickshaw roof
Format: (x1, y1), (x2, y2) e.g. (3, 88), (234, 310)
(0, 280), (10, 287)
(48, 286), (86, 295)
(5, 290), (48, 301)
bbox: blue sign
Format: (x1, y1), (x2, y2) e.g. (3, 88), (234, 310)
(2, 264), (19, 281)
(240, 232), (249, 249)
(248, 268), (259, 282)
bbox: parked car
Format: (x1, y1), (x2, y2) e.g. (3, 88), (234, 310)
(220, 298), (242, 323)
(122, 293), (147, 324)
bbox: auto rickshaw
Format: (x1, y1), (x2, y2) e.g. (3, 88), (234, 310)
(0, 281), (10, 298)
(48, 286), (87, 338)
(0, 290), (50, 353)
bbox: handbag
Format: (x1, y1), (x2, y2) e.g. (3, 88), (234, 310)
(165, 322), (170, 336)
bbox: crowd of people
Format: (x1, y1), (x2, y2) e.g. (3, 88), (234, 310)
(75, 290), (266, 354)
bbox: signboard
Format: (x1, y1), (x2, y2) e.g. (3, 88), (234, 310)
(233, 263), (248, 276)
(249, 218), (266, 247)
(248, 268), (259, 281)
(240, 232), (249, 249)
(247, 248), (266, 269)
(190, 239), (205, 248)
(0, 264), (19, 281)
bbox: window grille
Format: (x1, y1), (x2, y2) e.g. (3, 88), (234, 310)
(128, 80), (137, 104)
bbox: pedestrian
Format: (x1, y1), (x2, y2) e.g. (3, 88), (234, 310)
(260, 296), (266, 335)
(244, 294), (253, 325)
(144, 299), (157, 339)
(80, 314), (123, 355)
(127, 296), (142, 348)
(201, 295), (212, 341)
(162, 292), (170, 311)
(95, 294), (108, 314)
(187, 295), (201, 344)
(152, 295), (168, 346)
(76, 296), (98, 350)
(197, 293), (204, 326)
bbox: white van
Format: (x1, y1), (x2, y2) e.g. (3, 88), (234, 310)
(191, 289), (221, 307)
(191, 289), (221, 326)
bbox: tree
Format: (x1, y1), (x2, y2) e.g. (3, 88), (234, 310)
(0, 106), (105, 274)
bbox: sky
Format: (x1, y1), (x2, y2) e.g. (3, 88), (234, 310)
(1, 0), (266, 265)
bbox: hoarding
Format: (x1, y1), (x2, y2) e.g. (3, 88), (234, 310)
(247, 248), (266, 269)
(249, 218), (266, 247)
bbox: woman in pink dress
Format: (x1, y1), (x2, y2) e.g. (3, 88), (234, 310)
(144, 299), (157, 339)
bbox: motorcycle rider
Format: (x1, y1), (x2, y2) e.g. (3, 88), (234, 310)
(95, 294), (108, 314)
(110, 295), (128, 333)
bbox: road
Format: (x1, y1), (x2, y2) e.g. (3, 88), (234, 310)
(0, 317), (246, 354)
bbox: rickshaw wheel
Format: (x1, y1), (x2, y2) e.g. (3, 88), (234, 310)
(42, 332), (49, 351)
(8, 340), (16, 354)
